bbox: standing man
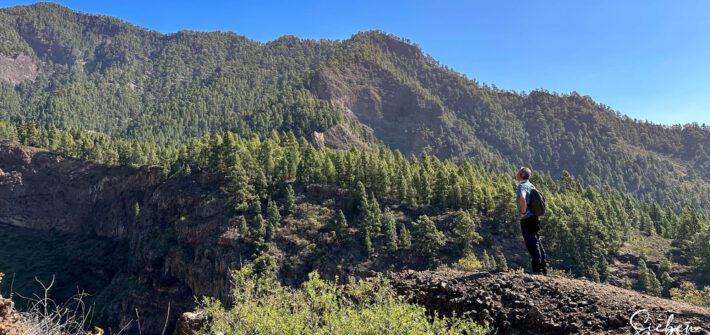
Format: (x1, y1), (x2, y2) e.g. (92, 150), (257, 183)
(516, 167), (547, 275)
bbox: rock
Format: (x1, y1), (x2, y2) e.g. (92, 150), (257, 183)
(606, 313), (626, 328)
(542, 320), (560, 330)
(527, 306), (544, 321)
(0, 142), (232, 334)
(566, 322), (581, 332)
(173, 312), (206, 335)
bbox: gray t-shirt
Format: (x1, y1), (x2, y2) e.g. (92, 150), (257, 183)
(516, 180), (535, 219)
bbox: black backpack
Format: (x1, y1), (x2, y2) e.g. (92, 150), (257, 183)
(529, 187), (546, 217)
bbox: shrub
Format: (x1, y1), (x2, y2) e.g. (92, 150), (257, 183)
(670, 282), (710, 308)
(451, 253), (483, 271)
(199, 266), (487, 335)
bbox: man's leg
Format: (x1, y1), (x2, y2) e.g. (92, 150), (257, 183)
(520, 217), (542, 273)
(536, 232), (547, 275)
(533, 216), (548, 275)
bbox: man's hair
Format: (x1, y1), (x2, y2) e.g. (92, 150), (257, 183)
(518, 166), (531, 180)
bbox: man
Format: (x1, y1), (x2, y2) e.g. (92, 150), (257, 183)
(516, 167), (547, 275)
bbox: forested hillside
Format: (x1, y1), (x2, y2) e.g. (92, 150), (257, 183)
(2, 119), (709, 289)
(0, 3), (708, 211)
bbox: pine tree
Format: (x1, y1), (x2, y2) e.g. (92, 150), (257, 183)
(450, 210), (481, 256)
(229, 164), (251, 209)
(253, 214), (266, 246)
(660, 271), (674, 292)
(362, 227), (373, 257)
(368, 192), (382, 233)
(412, 215), (445, 267)
(676, 207), (701, 242)
(433, 168), (450, 208)
(238, 216), (249, 238)
(482, 250), (492, 270)
(660, 258), (672, 273)
(398, 222), (411, 249)
(283, 184), (296, 214)
(497, 253), (509, 272)
(596, 256), (609, 283)
(255, 170), (269, 197)
(249, 198), (263, 217)
(266, 198), (281, 227)
(648, 269), (663, 296)
(355, 182), (369, 214)
(637, 259), (650, 291)
(417, 168), (431, 205)
(265, 221), (276, 242)
(333, 210), (350, 244)
(355, 182), (373, 236)
(383, 208), (398, 253)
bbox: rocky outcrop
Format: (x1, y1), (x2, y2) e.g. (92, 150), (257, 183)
(390, 270), (710, 334)
(0, 54), (38, 85)
(308, 62), (445, 156)
(0, 142), (244, 334)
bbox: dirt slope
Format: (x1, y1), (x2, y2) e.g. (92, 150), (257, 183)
(390, 270), (710, 334)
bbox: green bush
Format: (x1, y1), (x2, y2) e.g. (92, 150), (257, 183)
(199, 265), (487, 335)
(451, 253), (483, 271)
(670, 282), (710, 308)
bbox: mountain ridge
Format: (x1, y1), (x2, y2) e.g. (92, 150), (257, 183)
(0, 2), (708, 211)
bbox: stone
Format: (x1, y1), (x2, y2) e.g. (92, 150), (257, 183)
(527, 306), (545, 321)
(173, 312), (206, 335)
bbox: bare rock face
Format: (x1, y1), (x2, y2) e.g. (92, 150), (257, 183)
(390, 270), (710, 334)
(308, 62), (444, 156)
(0, 141), (244, 335)
(0, 53), (38, 85)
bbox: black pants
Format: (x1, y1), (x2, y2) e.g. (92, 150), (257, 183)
(520, 215), (546, 272)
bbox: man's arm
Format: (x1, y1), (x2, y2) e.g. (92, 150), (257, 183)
(518, 191), (527, 217)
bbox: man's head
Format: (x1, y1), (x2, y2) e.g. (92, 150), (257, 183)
(516, 166), (531, 181)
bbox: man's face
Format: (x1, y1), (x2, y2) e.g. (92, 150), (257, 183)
(515, 172), (522, 182)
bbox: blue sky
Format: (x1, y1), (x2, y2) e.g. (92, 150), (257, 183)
(2, 0), (709, 125)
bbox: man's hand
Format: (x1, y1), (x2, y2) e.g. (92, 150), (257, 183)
(519, 191), (527, 217)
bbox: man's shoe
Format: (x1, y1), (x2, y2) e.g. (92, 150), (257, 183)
(531, 261), (540, 274)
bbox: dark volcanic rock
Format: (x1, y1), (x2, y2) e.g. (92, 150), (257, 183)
(390, 270), (710, 335)
(0, 141), (241, 334)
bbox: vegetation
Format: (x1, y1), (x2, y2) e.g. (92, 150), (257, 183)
(0, 3), (708, 213)
(0, 2), (708, 312)
(2, 119), (709, 286)
(670, 282), (710, 308)
(198, 264), (487, 334)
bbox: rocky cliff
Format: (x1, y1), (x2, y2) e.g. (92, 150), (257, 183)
(0, 141), (243, 334)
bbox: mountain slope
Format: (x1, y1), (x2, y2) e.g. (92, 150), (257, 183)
(0, 3), (708, 210)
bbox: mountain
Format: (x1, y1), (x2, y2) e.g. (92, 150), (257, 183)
(0, 3), (708, 210)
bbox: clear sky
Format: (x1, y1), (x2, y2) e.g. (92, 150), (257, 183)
(2, 0), (709, 125)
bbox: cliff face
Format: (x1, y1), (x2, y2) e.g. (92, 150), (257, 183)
(0, 141), (242, 334)
(308, 63), (446, 156)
